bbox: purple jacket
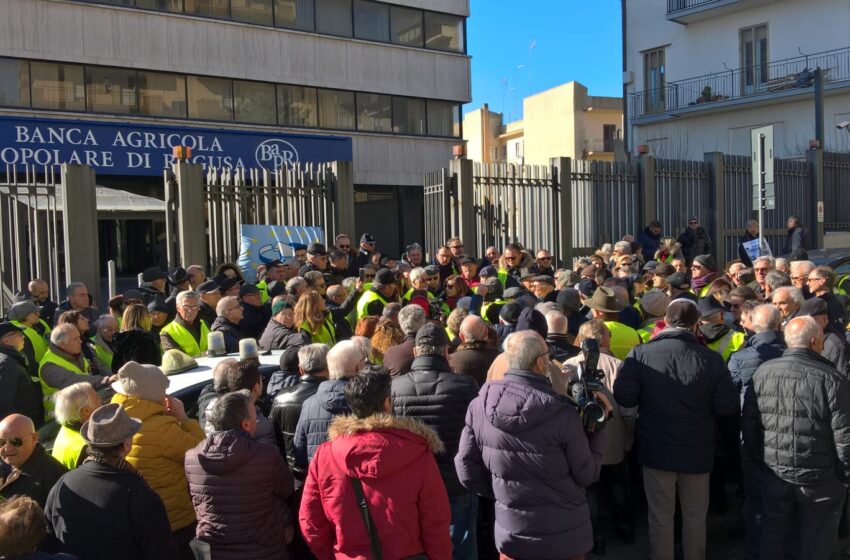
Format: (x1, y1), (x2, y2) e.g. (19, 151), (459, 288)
(455, 370), (604, 560)
(185, 430), (294, 560)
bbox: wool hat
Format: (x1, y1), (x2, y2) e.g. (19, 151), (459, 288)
(640, 290), (670, 318)
(479, 266), (497, 277)
(666, 300), (700, 327)
(0, 321), (24, 338)
(556, 288), (582, 313)
(271, 299), (293, 315)
(280, 346), (301, 375)
(147, 296), (169, 314)
(585, 287), (625, 313)
(373, 269), (397, 287)
(80, 403), (142, 447)
(307, 243), (327, 256)
(7, 301), (39, 322)
(113, 361), (170, 402)
(168, 267), (189, 285)
(799, 297), (828, 317)
(415, 322), (450, 348)
(142, 267), (167, 283)
(516, 307), (548, 338)
(693, 254), (718, 272)
(697, 296), (725, 318)
(360, 233), (376, 244)
(667, 272), (691, 290)
(499, 302), (523, 324)
(160, 349), (198, 375)
(239, 283), (261, 297)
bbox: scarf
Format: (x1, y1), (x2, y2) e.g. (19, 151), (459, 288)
(691, 271), (716, 291)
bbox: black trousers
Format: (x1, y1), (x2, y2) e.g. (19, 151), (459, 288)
(588, 459), (634, 538)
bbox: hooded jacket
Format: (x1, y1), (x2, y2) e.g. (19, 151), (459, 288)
(185, 430), (294, 560)
(455, 370), (604, 559)
(111, 393), (206, 531)
(293, 379), (351, 470)
(299, 414), (452, 560)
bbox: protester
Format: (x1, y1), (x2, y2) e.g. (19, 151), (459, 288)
(0, 413), (67, 507)
(382, 305), (426, 377)
(7, 301), (49, 376)
(449, 315), (500, 386)
(51, 382), (100, 470)
(0, 322), (43, 424)
(369, 317), (404, 365)
(545, 309), (581, 363)
(783, 215), (809, 260)
(259, 297), (309, 351)
(294, 290), (337, 347)
(54, 282), (98, 338)
(771, 286), (803, 326)
(808, 266), (847, 332)
(0, 495), (74, 560)
(798, 297), (850, 377)
(210, 295), (244, 354)
(161, 291), (209, 358)
(585, 287), (642, 361)
(237, 283), (270, 340)
(678, 216), (713, 263)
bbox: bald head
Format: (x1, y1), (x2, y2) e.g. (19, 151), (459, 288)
(0, 414), (38, 468)
(750, 304), (781, 334)
(459, 315), (488, 343)
(785, 316), (823, 350)
(545, 310), (568, 335)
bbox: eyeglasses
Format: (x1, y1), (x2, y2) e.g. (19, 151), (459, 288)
(807, 277), (824, 283)
(754, 268), (769, 273)
(691, 264), (703, 270)
(338, 244), (350, 249)
(182, 305), (201, 311)
(505, 255), (519, 261)
(0, 436), (28, 447)
(538, 257), (552, 261)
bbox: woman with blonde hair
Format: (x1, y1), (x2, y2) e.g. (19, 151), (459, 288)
(111, 303), (161, 371)
(294, 290), (337, 347)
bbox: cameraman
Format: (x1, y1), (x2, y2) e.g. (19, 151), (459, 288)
(456, 330), (609, 560)
(562, 319), (637, 553)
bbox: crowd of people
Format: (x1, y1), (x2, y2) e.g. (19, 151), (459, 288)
(1, 217), (849, 560)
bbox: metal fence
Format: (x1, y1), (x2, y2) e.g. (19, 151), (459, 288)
(823, 151), (850, 231)
(571, 159), (639, 252)
(423, 168), (453, 260)
(654, 158), (711, 239)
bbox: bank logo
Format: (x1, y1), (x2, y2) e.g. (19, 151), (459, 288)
(255, 139), (299, 170)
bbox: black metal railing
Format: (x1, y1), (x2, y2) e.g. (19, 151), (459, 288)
(667, 0), (727, 13)
(629, 46), (850, 118)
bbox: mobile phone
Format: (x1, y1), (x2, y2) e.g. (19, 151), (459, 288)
(359, 268), (366, 282)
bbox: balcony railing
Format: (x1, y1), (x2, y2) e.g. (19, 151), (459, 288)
(667, 0), (725, 13)
(584, 139), (616, 153)
(629, 46), (850, 119)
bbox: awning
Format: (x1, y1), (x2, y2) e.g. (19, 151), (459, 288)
(0, 185), (165, 213)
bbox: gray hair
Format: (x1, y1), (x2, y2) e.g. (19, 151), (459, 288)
(176, 290), (200, 306)
(187, 265), (205, 276)
(65, 281), (87, 297)
(774, 257), (788, 270)
(414, 342), (447, 358)
(409, 267), (428, 283)
(342, 277), (358, 291)
(613, 241), (632, 254)
(216, 295), (240, 317)
(785, 316), (821, 349)
(298, 343), (329, 373)
(459, 315), (488, 343)
(95, 314), (118, 331)
(53, 382), (98, 426)
(50, 323), (78, 346)
(765, 270), (791, 291)
(349, 336), (372, 362)
(327, 340), (365, 379)
(535, 302), (559, 315)
(773, 286), (804, 305)
(207, 389), (252, 432)
(504, 331), (549, 371)
(327, 285), (347, 299)
(286, 277), (306, 293)
(753, 256), (775, 268)
(545, 310), (568, 335)
(750, 304), (781, 334)
(789, 260), (815, 275)
(398, 305), (427, 336)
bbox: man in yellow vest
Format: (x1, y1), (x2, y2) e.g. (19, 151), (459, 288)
(356, 269), (398, 323)
(39, 324), (115, 421)
(52, 382), (101, 470)
(160, 291), (210, 358)
(7, 301), (50, 377)
(697, 297), (746, 362)
(585, 287), (643, 361)
(256, 260), (289, 304)
(90, 315), (118, 374)
(636, 290), (670, 343)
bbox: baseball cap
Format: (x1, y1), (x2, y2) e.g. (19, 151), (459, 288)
(499, 302), (523, 324)
(0, 321), (24, 338)
(307, 243), (327, 256)
(239, 284), (261, 297)
(271, 299), (293, 315)
(666, 300), (700, 327)
(360, 233), (376, 244)
(415, 323), (450, 347)
(667, 272), (691, 290)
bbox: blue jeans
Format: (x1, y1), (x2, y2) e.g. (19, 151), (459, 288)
(449, 493), (478, 560)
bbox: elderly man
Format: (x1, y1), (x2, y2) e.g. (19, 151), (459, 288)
(196, 280), (220, 328)
(187, 265), (207, 290)
(54, 282), (98, 337)
(44, 403), (178, 559)
(808, 266), (847, 332)
(449, 315), (500, 386)
(798, 297), (850, 377)
(772, 286), (803, 326)
(210, 296), (244, 354)
(586, 287), (642, 361)
(90, 315), (118, 373)
(160, 291), (209, 358)
(530, 249), (555, 277)
(27, 278), (58, 328)
(0, 322), (42, 424)
(355, 269), (397, 322)
(456, 331), (607, 560)
(383, 305), (427, 377)
(545, 310), (580, 363)
(293, 341), (364, 470)
(743, 316), (850, 560)
(298, 243), (329, 277)
(7, 301), (50, 377)
(698, 297), (746, 362)
(789, 259), (816, 292)
(39, 324), (115, 421)
(532, 275), (557, 303)
(748, 256), (774, 299)
(392, 324), (479, 557)
(0, 413), (67, 506)
(51, 382), (101, 469)
(259, 298), (309, 352)
(238, 283), (270, 340)
(140, 268), (168, 304)
(404, 242), (425, 268)
(326, 284), (348, 309)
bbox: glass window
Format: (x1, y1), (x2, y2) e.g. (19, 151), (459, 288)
(138, 71), (186, 118)
(427, 100), (460, 137)
(392, 97), (425, 135)
(233, 80), (276, 124)
(135, 0), (183, 12)
(390, 6), (423, 47)
(424, 12), (463, 52)
(184, 0), (229, 17)
(30, 62), (85, 111)
(187, 76), (233, 121)
(0, 58), (30, 108)
(354, 0), (389, 42)
(642, 48), (665, 114)
(231, 0), (273, 25)
(278, 84), (317, 127)
(356, 92), (391, 132)
(275, 0), (314, 30)
(317, 89), (355, 130)
(85, 67), (137, 114)
(315, 0), (352, 37)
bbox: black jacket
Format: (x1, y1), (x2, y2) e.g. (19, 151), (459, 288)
(326, 289), (361, 343)
(112, 329), (161, 371)
(783, 225), (808, 260)
(269, 374), (326, 476)
(240, 302), (271, 341)
(614, 328), (739, 474)
(823, 330), (850, 378)
(728, 330), (786, 400)
(45, 460), (178, 559)
(448, 343), (500, 387)
(742, 348), (850, 485)
(210, 316), (243, 354)
(0, 344), (44, 426)
(258, 319), (310, 352)
(198, 301), (217, 330)
(737, 231), (759, 267)
(391, 355), (478, 496)
(546, 334), (581, 364)
(820, 292), (848, 332)
(0, 444), (67, 507)
(678, 226), (713, 263)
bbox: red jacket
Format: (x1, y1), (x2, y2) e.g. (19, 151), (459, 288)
(299, 414), (452, 560)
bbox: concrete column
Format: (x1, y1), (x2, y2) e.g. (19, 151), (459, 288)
(451, 158), (477, 258)
(637, 155), (657, 230)
(705, 152), (727, 265)
(806, 149), (825, 250)
(61, 164), (101, 308)
(334, 161), (356, 241)
(551, 157), (573, 266)
(174, 161), (207, 270)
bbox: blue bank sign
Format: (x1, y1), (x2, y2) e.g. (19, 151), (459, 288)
(0, 116), (353, 176)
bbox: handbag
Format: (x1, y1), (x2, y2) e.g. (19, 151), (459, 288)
(349, 477), (428, 560)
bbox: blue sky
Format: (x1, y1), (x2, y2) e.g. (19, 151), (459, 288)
(466, 0), (623, 121)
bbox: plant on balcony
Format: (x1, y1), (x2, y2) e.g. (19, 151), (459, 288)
(693, 84), (729, 104)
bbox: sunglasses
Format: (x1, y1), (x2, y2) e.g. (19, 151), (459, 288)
(538, 257), (552, 261)
(450, 244), (464, 249)
(338, 244), (350, 249)
(691, 264), (703, 270)
(0, 436), (28, 447)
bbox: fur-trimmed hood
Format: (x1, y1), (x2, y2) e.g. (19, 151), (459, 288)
(328, 414), (444, 453)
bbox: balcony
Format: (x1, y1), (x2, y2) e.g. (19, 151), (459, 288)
(629, 46), (850, 120)
(667, 0), (776, 24)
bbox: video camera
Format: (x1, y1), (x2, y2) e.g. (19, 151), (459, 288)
(567, 339), (608, 433)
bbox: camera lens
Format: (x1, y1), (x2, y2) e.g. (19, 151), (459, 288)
(584, 401), (607, 425)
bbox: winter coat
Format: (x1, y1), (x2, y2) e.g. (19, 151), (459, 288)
(210, 316), (243, 354)
(391, 356), (478, 496)
(678, 226), (713, 263)
(824, 330), (850, 377)
(449, 343), (501, 386)
(783, 225), (808, 260)
(185, 430), (294, 560)
(742, 348), (850, 485)
(53, 302), (98, 338)
(269, 374), (326, 476)
(45, 459), (178, 560)
(112, 329), (162, 371)
(293, 379), (350, 470)
(546, 334), (580, 365)
(299, 414), (452, 560)
(820, 292), (848, 332)
(382, 336), (416, 377)
(728, 330), (786, 401)
(199, 302), (217, 330)
(613, 328), (740, 474)
(455, 370), (604, 559)
(487, 353), (568, 396)
(0, 444), (67, 507)
(259, 319), (310, 352)
(637, 226), (662, 262)
(240, 303), (272, 341)
(737, 231), (759, 267)
(0, 344), (44, 425)
(111, 393), (205, 531)
(195, 385), (276, 447)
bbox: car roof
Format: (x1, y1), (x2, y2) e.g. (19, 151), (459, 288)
(166, 351), (286, 396)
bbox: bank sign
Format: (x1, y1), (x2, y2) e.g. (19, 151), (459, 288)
(0, 116), (353, 176)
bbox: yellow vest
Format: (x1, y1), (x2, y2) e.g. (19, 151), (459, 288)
(161, 320), (209, 358)
(605, 321), (643, 361)
(300, 315), (337, 348)
(52, 425), (87, 470)
(481, 300), (507, 324)
(92, 341), (114, 370)
(708, 330), (747, 362)
(497, 269), (509, 289)
(39, 349), (90, 420)
(356, 289), (389, 322)
(256, 280), (269, 304)
(11, 320), (49, 363)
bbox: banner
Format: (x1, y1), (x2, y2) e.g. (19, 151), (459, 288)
(238, 225), (325, 283)
(742, 238), (772, 262)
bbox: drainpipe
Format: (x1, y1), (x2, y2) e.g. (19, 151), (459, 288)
(621, 0), (630, 157)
